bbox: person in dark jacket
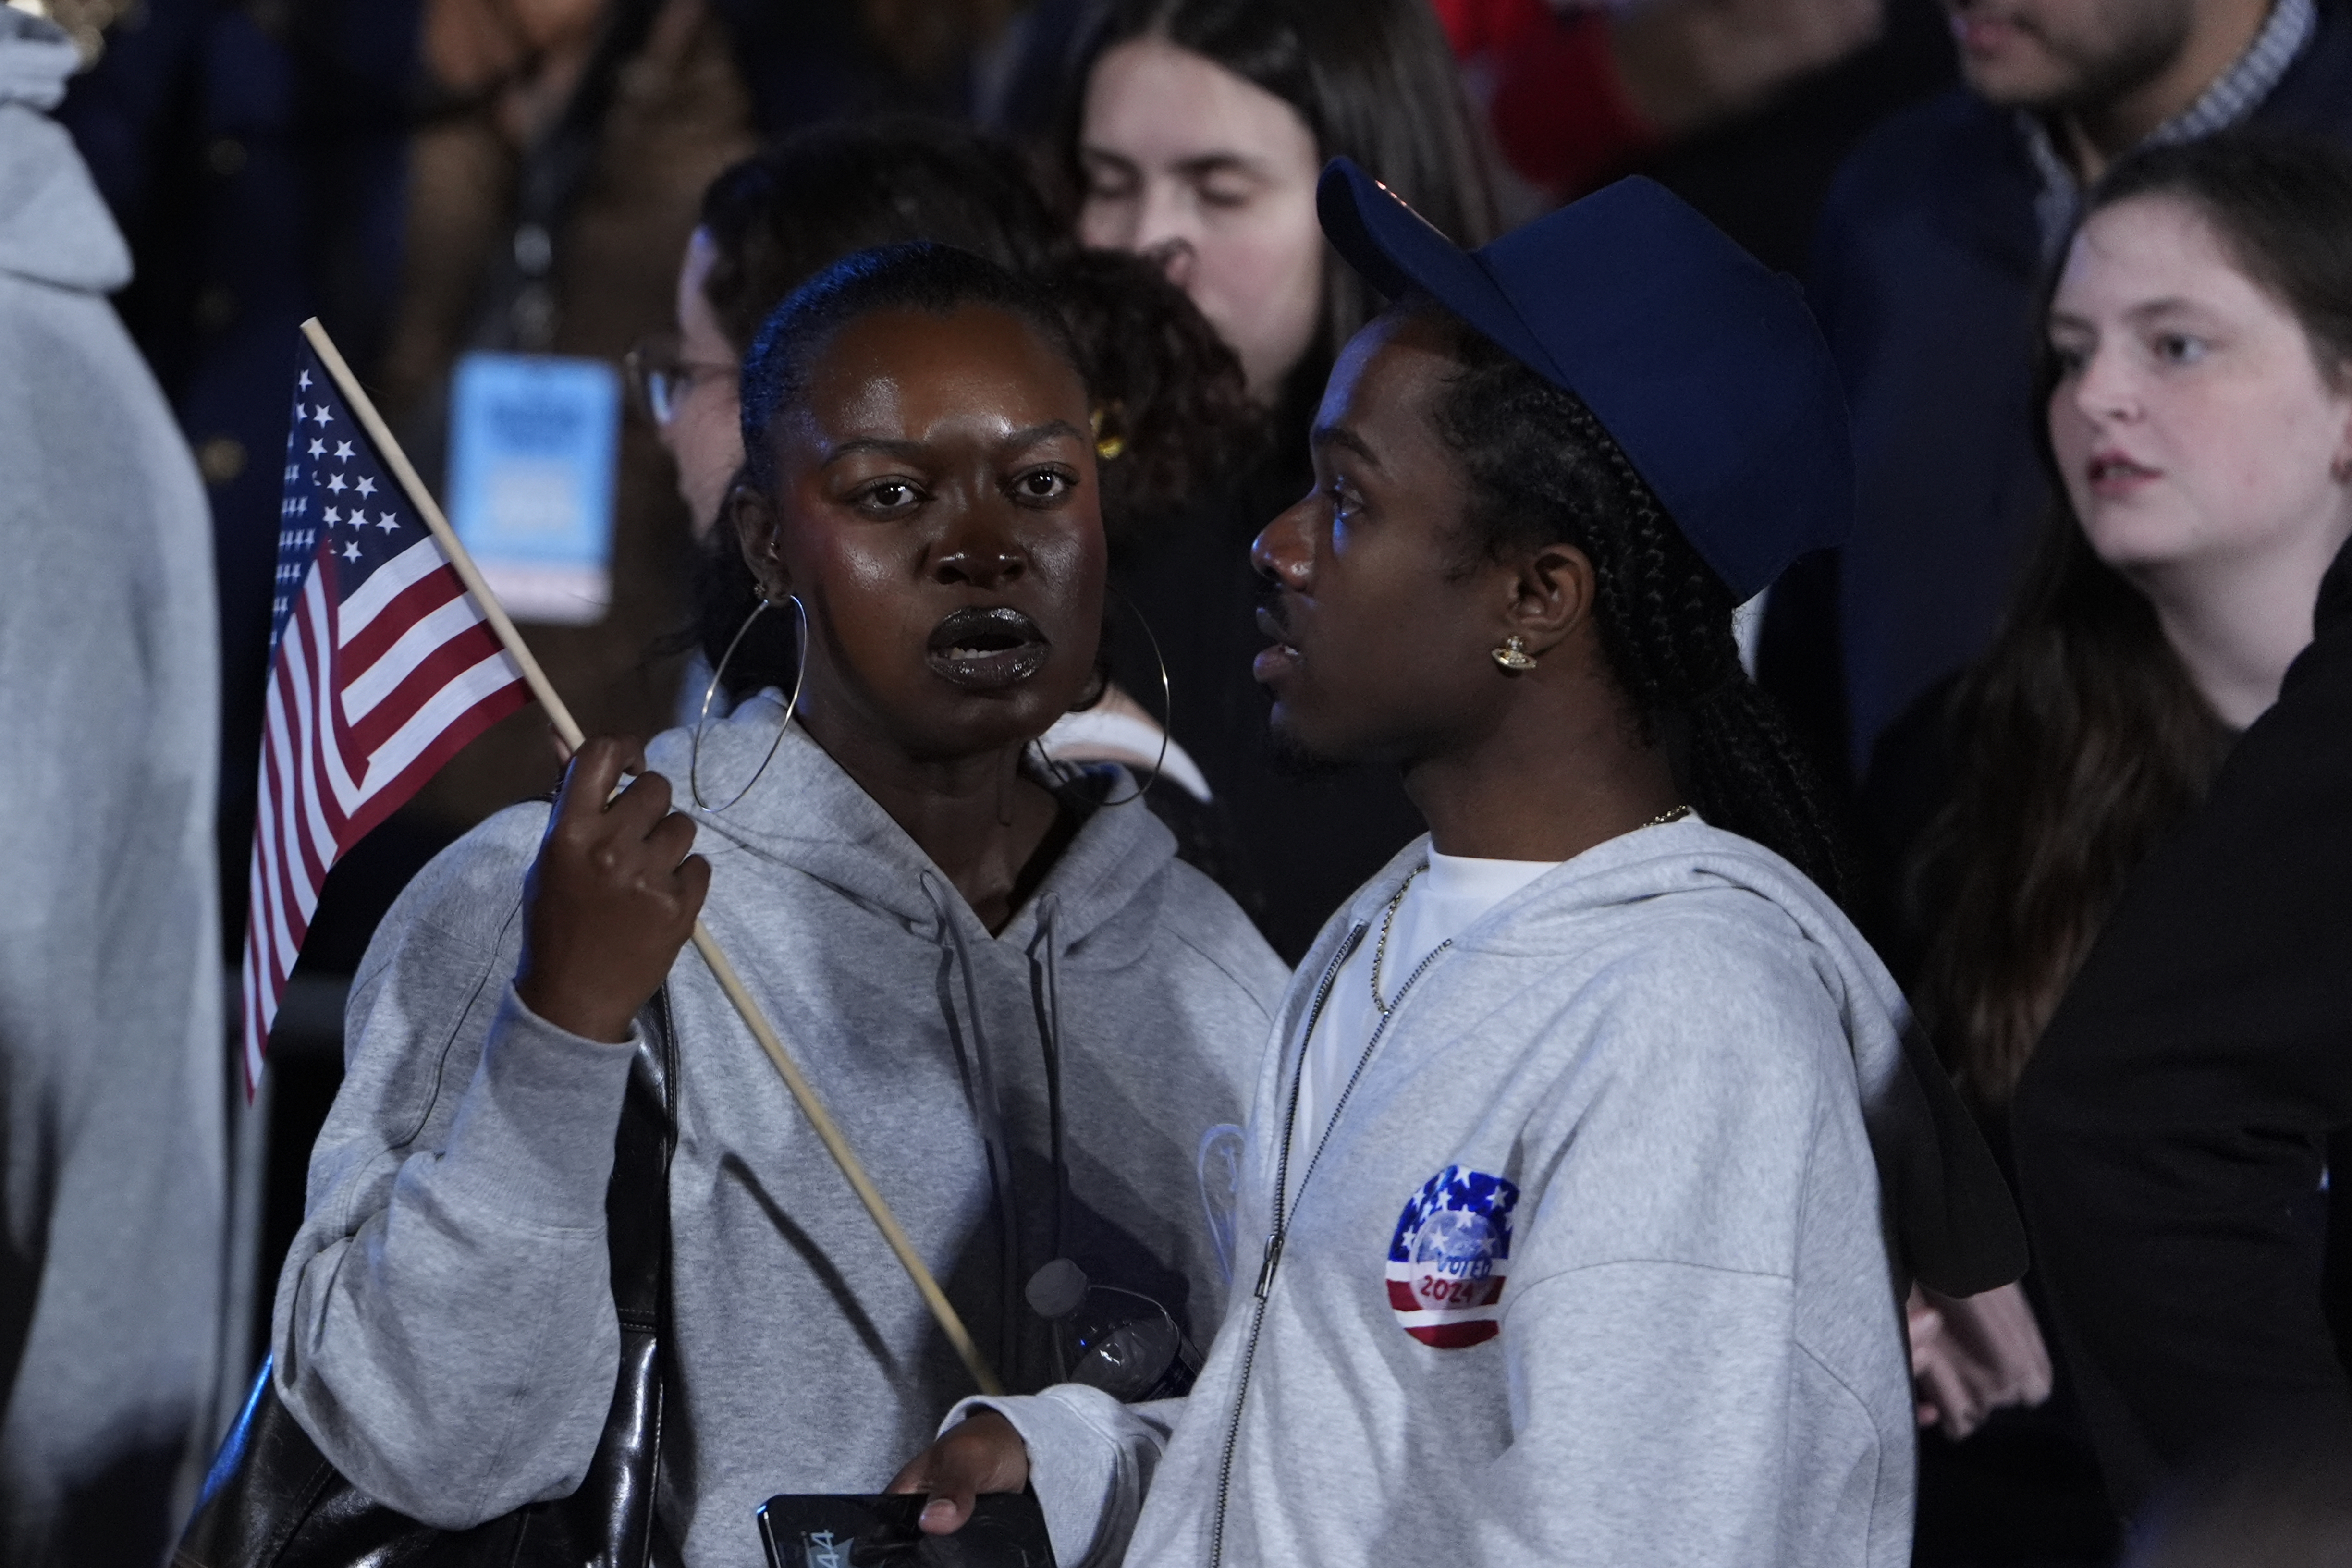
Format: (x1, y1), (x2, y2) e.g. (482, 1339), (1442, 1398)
(1779, 0), (2352, 781)
(2012, 529), (2352, 1512)
(2011, 511), (2352, 1510)
(1869, 131), (2352, 1558)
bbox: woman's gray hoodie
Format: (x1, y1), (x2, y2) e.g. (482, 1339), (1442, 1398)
(270, 694), (1287, 1566)
(954, 818), (2024, 1568)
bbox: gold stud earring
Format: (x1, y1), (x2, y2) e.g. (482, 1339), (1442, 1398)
(1090, 404), (1127, 463)
(1492, 635), (1537, 672)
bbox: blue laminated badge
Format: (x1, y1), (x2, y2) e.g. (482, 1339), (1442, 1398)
(448, 352), (621, 625)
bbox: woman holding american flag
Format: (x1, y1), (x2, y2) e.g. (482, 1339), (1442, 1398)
(265, 241), (1285, 1566)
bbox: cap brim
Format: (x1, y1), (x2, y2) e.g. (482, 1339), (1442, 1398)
(1315, 159), (1567, 391)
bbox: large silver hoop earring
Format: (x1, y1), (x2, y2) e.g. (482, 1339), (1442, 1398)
(1031, 588), (1172, 807)
(691, 592), (808, 812)
(1119, 590), (1173, 804)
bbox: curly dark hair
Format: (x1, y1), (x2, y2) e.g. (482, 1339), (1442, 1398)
(698, 118), (1065, 355)
(1424, 306), (1850, 903)
(1038, 248), (1262, 551)
(681, 121), (1256, 699)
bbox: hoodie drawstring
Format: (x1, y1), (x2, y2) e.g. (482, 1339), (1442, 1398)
(1027, 894), (1070, 1265)
(919, 876), (1082, 1385)
(921, 872), (1023, 1378)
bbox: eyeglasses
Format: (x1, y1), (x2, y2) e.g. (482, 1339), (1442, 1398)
(623, 332), (737, 426)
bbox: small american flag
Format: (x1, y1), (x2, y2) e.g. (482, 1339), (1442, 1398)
(239, 339), (531, 1090)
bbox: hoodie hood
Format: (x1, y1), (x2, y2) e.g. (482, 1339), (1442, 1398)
(648, 689), (1180, 960)
(1310, 817), (2028, 1298)
(0, 12), (131, 294)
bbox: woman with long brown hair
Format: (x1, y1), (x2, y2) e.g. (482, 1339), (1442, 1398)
(1873, 132), (2352, 1542)
(1052, 0), (1507, 959)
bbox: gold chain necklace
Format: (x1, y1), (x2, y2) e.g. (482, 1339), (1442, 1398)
(1369, 866), (1429, 1017)
(1373, 811), (1687, 1013)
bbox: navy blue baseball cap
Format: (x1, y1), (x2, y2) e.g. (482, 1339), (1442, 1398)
(1316, 157), (1852, 603)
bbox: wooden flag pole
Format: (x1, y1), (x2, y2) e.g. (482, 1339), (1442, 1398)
(299, 319), (1005, 1397)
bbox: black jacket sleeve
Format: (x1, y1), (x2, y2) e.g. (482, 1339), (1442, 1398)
(2012, 538), (2352, 1513)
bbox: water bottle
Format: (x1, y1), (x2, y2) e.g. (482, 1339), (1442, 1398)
(1025, 1259), (1199, 1401)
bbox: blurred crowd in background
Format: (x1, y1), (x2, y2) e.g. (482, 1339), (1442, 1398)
(5, 0), (2352, 1561)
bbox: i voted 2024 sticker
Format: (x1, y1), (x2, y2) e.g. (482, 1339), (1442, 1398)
(1386, 1165), (1520, 1348)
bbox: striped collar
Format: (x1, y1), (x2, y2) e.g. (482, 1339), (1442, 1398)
(2020, 0), (2318, 254)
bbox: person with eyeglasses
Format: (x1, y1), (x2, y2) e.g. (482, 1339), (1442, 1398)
(624, 320), (743, 539)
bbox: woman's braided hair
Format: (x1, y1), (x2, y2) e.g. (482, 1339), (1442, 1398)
(1424, 306), (1850, 904)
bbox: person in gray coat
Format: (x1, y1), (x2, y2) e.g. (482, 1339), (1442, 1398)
(0, 10), (227, 1565)
(269, 242), (1286, 1566)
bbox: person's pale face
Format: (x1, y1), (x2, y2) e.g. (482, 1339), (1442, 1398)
(662, 228), (745, 539)
(2047, 195), (2352, 592)
(1078, 36), (1325, 403)
(1943, 0), (2193, 108)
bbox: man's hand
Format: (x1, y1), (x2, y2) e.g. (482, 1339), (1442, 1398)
(887, 1410), (1031, 1535)
(515, 737), (709, 1043)
(1909, 1281), (2054, 1439)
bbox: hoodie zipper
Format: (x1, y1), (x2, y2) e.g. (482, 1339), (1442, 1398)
(1205, 911), (1451, 1568)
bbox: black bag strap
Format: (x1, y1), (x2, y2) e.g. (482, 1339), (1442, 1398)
(175, 988), (678, 1568)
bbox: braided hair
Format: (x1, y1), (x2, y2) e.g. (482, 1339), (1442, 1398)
(1424, 306), (1850, 904)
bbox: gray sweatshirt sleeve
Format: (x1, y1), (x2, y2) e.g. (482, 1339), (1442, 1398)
(269, 817), (641, 1528)
(938, 1390), (1184, 1568)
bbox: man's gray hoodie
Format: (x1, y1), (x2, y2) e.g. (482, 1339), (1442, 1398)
(1, 13), (227, 1564)
(271, 694), (1287, 1566)
(955, 818), (2024, 1568)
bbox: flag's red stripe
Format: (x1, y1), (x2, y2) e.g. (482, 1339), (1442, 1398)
(299, 576), (355, 840)
(283, 588), (340, 895)
(267, 647), (326, 948)
(339, 562), (466, 678)
(345, 620), (510, 758)
(341, 679), (531, 847)
(255, 682), (306, 980)
(239, 512), (541, 1089)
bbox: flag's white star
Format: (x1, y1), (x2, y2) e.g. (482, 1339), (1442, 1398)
(322, 507), (341, 526)
(310, 404), (332, 428)
(333, 441), (355, 462)
(354, 476), (376, 497)
(342, 540), (362, 563)
(374, 512), (400, 534)
(298, 369), (312, 390)
(326, 473), (347, 493)
(307, 438), (325, 458)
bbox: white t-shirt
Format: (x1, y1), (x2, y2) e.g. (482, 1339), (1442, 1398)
(1287, 850), (1562, 1179)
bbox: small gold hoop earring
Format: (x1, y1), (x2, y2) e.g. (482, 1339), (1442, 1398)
(690, 592), (808, 811)
(1492, 634), (1538, 673)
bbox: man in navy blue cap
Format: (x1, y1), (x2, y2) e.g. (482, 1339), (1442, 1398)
(893, 159), (2020, 1568)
